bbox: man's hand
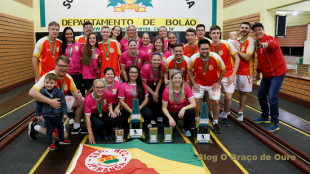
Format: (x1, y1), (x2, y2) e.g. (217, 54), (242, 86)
(192, 83), (200, 93)
(212, 82), (221, 92)
(35, 75), (41, 82)
(227, 75), (235, 85)
(63, 115), (68, 119)
(49, 98), (61, 109)
(261, 42), (269, 48)
(76, 90), (83, 100)
(256, 73), (261, 81)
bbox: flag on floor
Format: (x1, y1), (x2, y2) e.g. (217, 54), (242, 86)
(66, 139), (206, 174)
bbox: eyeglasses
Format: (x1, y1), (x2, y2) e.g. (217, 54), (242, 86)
(168, 37), (176, 39)
(197, 30), (205, 32)
(114, 29), (121, 32)
(57, 64), (69, 69)
(95, 87), (104, 89)
(200, 48), (209, 51)
(129, 72), (138, 74)
(128, 30), (136, 32)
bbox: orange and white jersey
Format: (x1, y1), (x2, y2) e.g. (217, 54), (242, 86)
(210, 40), (237, 78)
(33, 70), (77, 96)
(237, 36), (255, 75)
(33, 36), (62, 77)
(165, 55), (190, 82)
(183, 42), (199, 58)
(188, 52), (225, 86)
(75, 35), (86, 44)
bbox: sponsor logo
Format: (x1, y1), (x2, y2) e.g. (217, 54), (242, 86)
(108, 0), (153, 12)
(241, 83), (245, 88)
(85, 149), (131, 172)
(110, 48), (114, 53)
(209, 65), (213, 70)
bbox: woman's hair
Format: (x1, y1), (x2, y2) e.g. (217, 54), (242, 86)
(158, 26), (168, 36)
(85, 78), (104, 97)
(124, 24), (139, 40)
(82, 32), (99, 66)
(169, 70), (185, 102)
(109, 25), (123, 42)
(167, 32), (177, 51)
(127, 65), (145, 104)
(142, 32), (151, 40)
(104, 67), (115, 76)
(150, 52), (162, 79)
(128, 39), (137, 46)
(151, 35), (166, 53)
(61, 27), (75, 56)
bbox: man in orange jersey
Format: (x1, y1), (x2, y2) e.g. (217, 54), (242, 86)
(187, 39), (226, 133)
(33, 21), (62, 81)
(75, 21), (93, 44)
(195, 24), (212, 42)
(29, 56), (87, 139)
(164, 43), (190, 85)
(236, 22), (255, 121)
(184, 28), (199, 58)
(209, 25), (240, 127)
(99, 25), (122, 81)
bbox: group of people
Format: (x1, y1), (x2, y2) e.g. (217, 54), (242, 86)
(28, 20), (286, 149)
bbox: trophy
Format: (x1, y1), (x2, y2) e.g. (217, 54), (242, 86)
(147, 127), (159, 144)
(162, 127), (174, 143)
(194, 103), (212, 144)
(114, 129), (125, 143)
(127, 99), (145, 140)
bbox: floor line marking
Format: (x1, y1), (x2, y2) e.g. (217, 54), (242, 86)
(0, 99), (34, 119)
(176, 127), (211, 174)
(29, 117), (69, 174)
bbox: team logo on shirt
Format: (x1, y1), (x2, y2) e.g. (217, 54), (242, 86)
(66, 96), (72, 102)
(163, 57), (166, 61)
(112, 89), (117, 94)
(110, 48), (114, 53)
(241, 83), (245, 88)
(219, 50), (223, 56)
(95, 54), (99, 59)
(181, 68), (185, 72)
(209, 65), (213, 70)
(103, 99), (107, 105)
(108, 0), (152, 12)
(64, 85), (68, 91)
(138, 59), (141, 63)
(241, 47), (245, 52)
(147, 49), (151, 53)
(85, 149), (131, 172)
(75, 46), (79, 51)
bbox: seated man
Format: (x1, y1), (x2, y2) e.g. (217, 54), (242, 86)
(28, 55), (87, 141)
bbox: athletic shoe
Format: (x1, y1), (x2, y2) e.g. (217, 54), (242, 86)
(184, 131), (191, 137)
(157, 117), (163, 122)
(237, 113), (244, 121)
(105, 134), (112, 140)
(59, 139), (71, 144)
(222, 118), (230, 127)
(94, 135), (99, 140)
(48, 144), (57, 151)
(266, 122), (280, 132)
(212, 123), (222, 133)
(71, 127), (88, 135)
(220, 109), (224, 115)
(219, 112), (226, 119)
(190, 124), (197, 130)
(253, 117), (270, 123)
(208, 113), (213, 123)
(147, 124), (152, 128)
(81, 118), (84, 123)
(151, 120), (156, 125)
(28, 122), (37, 140)
(68, 118), (74, 125)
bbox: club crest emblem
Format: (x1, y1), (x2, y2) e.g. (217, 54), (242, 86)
(107, 0), (153, 12)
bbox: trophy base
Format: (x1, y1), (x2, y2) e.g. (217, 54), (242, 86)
(194, 137), (213, 144)
(161, 140), (174, 143)
(127, 132), (145, 140)
(114, 139), (126, 144)
(147, 139), (160, 144)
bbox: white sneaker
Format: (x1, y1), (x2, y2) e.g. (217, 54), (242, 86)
(157, 117), (163, 122)
(147, 124), (152, 128)
(69, 118), (74, 125)
(219, 112), (228, 119)
(151, 120), (156, 125)
(237, 113), (244, 121)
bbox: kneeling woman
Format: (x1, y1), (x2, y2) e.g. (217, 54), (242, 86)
(84, 79), (118, 144)
(119, 65), (154, 130)
(162, 71), (196, 137)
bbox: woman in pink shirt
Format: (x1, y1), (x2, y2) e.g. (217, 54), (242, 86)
(118, 65), (154, 131)
(158, 26), (169, 49)
(140, 52), (165, 124)
(139, 32), (153, 54)
(167, 32), (184, 55)
(149, 35), (172, 62)
(120, 39), (148, 82)
(120, 24), (142, 52)
(81, 32), (102, 91)
(61, 27), (84, 95)
(84, 79), (117, 144)
(162, 70), (196, 137)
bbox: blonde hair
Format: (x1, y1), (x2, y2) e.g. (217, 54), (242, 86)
(124, 24), (139, 40)
(101, 25), (110, 32)
(85, 79), (105, 97)
(169, 70), (185, 102)
(229, 31), (237, 36)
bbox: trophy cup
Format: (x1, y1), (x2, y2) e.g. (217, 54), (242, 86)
(162, 127), (174, 143)
(194, 103), (212, 144)
(127, 99), (145, 140)
(114, 129), (125, 143)
(147, 127), (159, 144)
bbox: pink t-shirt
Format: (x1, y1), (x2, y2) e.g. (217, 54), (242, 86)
(118, 82), (149, 108)
(120, 51), (148, 70)
(162, 85), (193, 113)
(84, 91), (112, 115)
(140, 63), (165, 86)
(148, 51), (172, 62)
(65, 42), (83, 75)
(139, 44), (153, 54)
(81, 48), (102, 79)
(164, 38), (169, 49)
(104, 80), (122, 105)
(120, 38), (142, 52)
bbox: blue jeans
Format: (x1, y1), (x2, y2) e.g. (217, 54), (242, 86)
(44, 116), (64, 145)
(257, 74), (285, 124)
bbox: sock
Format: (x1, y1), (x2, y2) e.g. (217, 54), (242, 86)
(210, 111), (213, 117)
(195, 117), (199, 122)
(73, 123), (80, 129)
(224, 112), (230, 118)
(213, 119), (218, 124)
(34, 125), (41, 132)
